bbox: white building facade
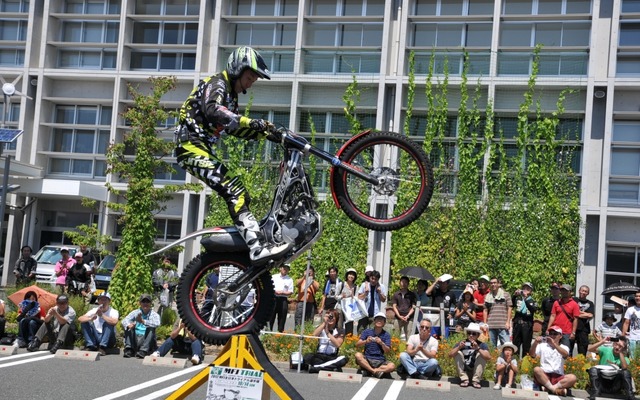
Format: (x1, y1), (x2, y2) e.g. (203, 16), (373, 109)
(0, 0), (639, 322)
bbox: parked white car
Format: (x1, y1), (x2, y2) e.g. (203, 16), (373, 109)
(33, 245), (79, 284)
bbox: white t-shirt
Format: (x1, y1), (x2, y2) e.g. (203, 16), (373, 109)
(272, 273), (293, 297)
(535, 342), (569, 375)
(406, 334), (438, 361)
(84, 306), (119, 334)
(317, 327), (343, 355)
(624, 306), (640, 340)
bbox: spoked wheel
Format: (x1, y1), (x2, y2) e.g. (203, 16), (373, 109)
(331, 131), (434, 231)
(175, 252), (275, 345)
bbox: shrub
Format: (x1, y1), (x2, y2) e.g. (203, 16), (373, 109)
(160, 308), (177, 326)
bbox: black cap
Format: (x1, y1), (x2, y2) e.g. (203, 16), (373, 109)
(139, 293), (152, 302)
(603, 312), (617, 322)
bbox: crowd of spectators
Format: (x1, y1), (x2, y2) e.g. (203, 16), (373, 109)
(6, 259), (640, 400)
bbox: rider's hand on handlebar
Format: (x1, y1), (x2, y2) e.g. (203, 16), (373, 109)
(248, 119), (274, 134)
(266, 127), (284, 143)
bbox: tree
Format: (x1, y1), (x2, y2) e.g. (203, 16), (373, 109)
(105, 76), (201, 316)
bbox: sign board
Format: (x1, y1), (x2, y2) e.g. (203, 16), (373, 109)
(206, 365), (264, 400)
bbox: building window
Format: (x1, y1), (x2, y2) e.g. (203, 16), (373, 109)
(413, 0), (495, 16)
(609, 122), (640, 205)
(227, 0), (299, 16)
(58, 50), (117, 69)
(130, 51), (195, 70)
(309, 0), (385, 16)
(0, 20), (27, 41)
(620, 23), (640, 47)
(622, 0), (640, 12)
(227, 23), (297, 46)
(0, 0), (29, 12)
(134, 0), (199, 15)
(154, 162), (186, 182)
(63, 0), (121, 14)
(503, 0), (591, 14)
(605, 247), (640, 305)
(132, 22), (197, 45)
(49, 105), (111, 178)
(61, 21), (118, 43)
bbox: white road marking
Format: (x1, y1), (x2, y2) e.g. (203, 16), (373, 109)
(93, 364), (207, 400)
(133, 380), (188, 400)
(0, 351), (51, 362)
(0, 354), (55, 368)
(350, 377), (379, 400)
(383, 380), (404, 400)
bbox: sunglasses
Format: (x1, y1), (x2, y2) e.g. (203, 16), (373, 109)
(419, 326), (431, 330)
(468, 332), (479, 336)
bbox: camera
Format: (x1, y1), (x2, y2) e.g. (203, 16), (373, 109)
(464, 341), (472, 347)
(610, 337), (620, 342)
(541, 336), (548, 342)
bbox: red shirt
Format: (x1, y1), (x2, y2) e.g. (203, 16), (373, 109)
(474, 289), (488, 322)
(551, 298), (580, 334)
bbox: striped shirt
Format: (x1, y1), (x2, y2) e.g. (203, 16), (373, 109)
(485, 289), (512, 329)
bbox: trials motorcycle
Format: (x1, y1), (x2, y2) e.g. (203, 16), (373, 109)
(151, 127), (434, 344)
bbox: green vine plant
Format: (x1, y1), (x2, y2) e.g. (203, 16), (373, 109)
(391, 48), (581, 304)
(105, 76), (202, 316)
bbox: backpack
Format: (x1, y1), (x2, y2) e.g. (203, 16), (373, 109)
(70, 263), (88, 282)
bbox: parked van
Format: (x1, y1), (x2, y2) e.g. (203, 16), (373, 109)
(33, 245), (79, 284)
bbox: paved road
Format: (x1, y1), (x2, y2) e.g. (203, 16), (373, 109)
(0, 346), (591, 400)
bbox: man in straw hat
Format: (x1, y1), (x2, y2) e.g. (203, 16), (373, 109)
(448, 322), (491, 389)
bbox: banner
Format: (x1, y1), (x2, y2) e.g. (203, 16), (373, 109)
(206, 366), (264, 400)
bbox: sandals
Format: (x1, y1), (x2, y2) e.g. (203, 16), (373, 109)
(554, 388), (567, 396)
(472, 382), (482, 389)
(460, 381), (469, 387)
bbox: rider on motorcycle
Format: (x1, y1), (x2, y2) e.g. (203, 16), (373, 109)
(175, 46), (289, 265)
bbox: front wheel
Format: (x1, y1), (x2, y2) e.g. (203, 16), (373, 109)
(330, 131), (434, 231)
(175, 252), (275, 345)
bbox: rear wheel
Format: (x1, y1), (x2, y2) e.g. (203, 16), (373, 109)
(175, 252), (275, 345)
(331, 131), (434, 231)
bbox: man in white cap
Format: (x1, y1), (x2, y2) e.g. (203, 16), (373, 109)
(78, 292), (119, 355)
(426, 273), (455, 338)
(355, 311), (395, 379)
(530, 325), (577, 396)
(448, 322), (491, 389)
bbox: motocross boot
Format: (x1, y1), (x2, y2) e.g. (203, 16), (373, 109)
(237, 212), (290, 265)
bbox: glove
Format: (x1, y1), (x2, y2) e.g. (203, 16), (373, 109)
(248, 119), (273, 133)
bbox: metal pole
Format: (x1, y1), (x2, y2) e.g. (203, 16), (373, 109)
(296, 249), (313, 373)
(0, 155), (11, 270)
